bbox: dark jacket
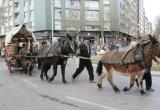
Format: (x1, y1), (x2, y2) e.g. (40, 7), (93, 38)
(79, 43), (91, 58)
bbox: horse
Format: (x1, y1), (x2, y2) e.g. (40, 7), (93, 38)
(96, 35), (160, 94)
(38, 33), (79, 83)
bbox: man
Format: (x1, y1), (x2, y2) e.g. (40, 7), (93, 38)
(19, 43), (27, 56)
(72, 39), (96, 83)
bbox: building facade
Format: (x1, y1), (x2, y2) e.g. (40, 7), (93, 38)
(0, 0), (152, 47)
(0, 0), (52, 44)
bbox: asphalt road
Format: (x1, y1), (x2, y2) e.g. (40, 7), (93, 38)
(0, 58), (160, 110)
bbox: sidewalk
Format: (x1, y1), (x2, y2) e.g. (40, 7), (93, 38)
(151, 71), (160, 76)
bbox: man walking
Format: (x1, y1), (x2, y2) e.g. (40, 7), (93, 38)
(72, 39), (96, 83)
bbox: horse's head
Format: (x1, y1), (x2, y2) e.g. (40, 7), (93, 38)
(149, 35), (160, 58)
(63, 33), (80, 55)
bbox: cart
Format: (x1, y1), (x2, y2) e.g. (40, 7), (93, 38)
(5, 24), (36, 73)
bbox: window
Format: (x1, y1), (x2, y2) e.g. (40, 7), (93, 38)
(24, 12), (28, 18)
(104, 22), (110, 30)
(85, 0), (99, 10)
(104, 0), (110, 5)
(55, 9), (61, 20)
(55, 20), (61, 30)
(24, 0), (27, 7)
(104, 13), (110, 21)
(104, 6), (110, 13)
(54, 0), (61, 7)
(29, 10), (34, 18)
(66, 9), (80, 20)
(66, 0), (80, 8)
(14, 13), (19, 19)
(85, 11), (99, 21)
(14, 2), (19, 8)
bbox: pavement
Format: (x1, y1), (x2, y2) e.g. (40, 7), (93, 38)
(0, 57), (160, 110)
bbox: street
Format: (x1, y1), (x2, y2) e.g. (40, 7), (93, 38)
(0, 58), (160, 110)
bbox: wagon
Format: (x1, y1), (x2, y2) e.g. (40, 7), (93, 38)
(5, 24), (36, 73)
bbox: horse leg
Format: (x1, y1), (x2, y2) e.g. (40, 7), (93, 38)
(40, 64), (44, 80)
(123, 73), (136, 92)
(28, 61), (33, 76)
(61, 64), (67, 83)
(97, 72), (106, 89)
(37, 59), (41, 70)
(40, 69), (44, 80)
(44, 64), (51, 81)
(138, 72), (145, 95)
(49, 65), (58, 82)
(107, 67), (120, 93)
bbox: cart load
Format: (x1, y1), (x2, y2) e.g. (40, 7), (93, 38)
(5, 24), (36, 73)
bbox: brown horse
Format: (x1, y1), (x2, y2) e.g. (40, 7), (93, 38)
(96, 35), (160, 94)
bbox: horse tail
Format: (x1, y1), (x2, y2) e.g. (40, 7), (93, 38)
(96, 60), (103, 76)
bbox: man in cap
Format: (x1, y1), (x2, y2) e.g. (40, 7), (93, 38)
(72, 39), (96, 83)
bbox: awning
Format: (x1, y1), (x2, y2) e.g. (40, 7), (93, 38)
(5, 24), (36, 46)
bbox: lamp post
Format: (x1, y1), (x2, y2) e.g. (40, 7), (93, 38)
(51, 0), (54, 44)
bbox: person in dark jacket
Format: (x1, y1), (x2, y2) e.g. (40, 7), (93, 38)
(72, 39), (96, 83)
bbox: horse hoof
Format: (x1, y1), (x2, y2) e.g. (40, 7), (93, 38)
(48, 78), (53, 82)
(123, 87), (129, 92)
(113, 86), (120, 93)
(140, 90), (146, 95)
(63, 80), (67, 83)
(40, 76), (44, 81)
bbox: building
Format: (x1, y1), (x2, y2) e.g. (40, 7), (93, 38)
(0, 0), (52, 44)
(0, 0), (152, 47)
(0, 0), (6, 47)
(144, 17), (153, 35)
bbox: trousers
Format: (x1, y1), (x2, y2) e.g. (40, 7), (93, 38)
(72, 59), (94, 81)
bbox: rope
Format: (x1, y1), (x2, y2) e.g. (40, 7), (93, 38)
(20, 54), (91, 60)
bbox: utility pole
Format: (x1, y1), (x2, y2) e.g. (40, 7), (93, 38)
(137, 0), (140, 39)
(51, 0), (54, 44)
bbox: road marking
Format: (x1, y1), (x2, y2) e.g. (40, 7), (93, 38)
(22, 79), (39, 88)
(66, 96), (120, 110)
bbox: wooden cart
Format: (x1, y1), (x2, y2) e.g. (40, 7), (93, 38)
(5, 24), (36, 73)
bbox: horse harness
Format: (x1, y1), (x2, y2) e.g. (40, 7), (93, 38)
(122, 41), (153, 68)
(102, 41), (153, 69)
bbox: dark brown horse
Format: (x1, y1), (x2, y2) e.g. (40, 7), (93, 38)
(96, 35), (160, 94)
(38, 33), (79, 83)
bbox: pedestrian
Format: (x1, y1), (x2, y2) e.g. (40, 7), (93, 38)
(1, 47), (5, 58)
(72, 39), (96, 83)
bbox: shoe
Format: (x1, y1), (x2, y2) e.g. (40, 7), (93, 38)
(89, 80), (96, 83)
(146, 88), (154, 92)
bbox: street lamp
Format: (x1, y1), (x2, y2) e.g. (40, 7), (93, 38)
(51, 0), (54, 44)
